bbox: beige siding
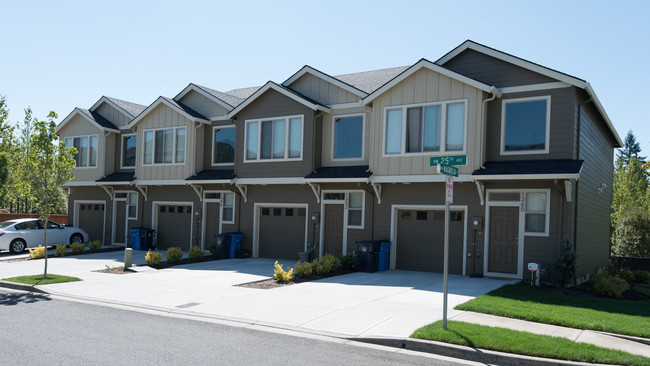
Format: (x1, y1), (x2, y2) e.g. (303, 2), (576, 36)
(289, 74), (361, 105)
(95, 103), (131, 128)
(58, 114), (106, 182)
(178, 90), (230, 119)
(135, 104), (197, 181)
(370, 68), (484, 176)
(321, 107), (369, 167)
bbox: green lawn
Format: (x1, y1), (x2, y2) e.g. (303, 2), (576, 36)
(2, 274), (81, 285)
(634, 283), (650, 297)
(455, 284), (650, 338)
(412, 321), (649, 366)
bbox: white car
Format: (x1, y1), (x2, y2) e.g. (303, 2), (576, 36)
(0, 218), (89, 253)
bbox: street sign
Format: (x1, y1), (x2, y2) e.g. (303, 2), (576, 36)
(430, 155), (466, 166)
(438, 164), (458, 177)
(445, 175), (453, 204)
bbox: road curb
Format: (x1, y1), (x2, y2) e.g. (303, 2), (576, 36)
(0, 280), (48, 294)
(353, 337), (598, 366)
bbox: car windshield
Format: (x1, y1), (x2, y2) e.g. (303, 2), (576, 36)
(0, 220), (19, 229)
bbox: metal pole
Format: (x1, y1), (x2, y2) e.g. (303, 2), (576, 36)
(443, 199), (449, 330)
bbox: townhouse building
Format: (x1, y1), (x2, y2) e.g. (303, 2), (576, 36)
(57, 41), (621, 282)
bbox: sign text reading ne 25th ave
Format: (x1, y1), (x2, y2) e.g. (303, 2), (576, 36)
(430, 155), (466, 166)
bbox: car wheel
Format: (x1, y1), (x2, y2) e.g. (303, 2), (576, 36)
(10, 239), (26, 254)
(70, 234), (84, 244)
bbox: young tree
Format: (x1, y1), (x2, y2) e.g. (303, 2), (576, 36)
(616, 130), (646, 166)
(27, 112), (76, 278)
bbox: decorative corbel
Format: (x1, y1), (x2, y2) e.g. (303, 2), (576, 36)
(190, 184), (203, 201)
(99, 185), (113, 199)
(475, 181), (485, 206)
(308, 182), (321, 203)
(370, 182), (382, 204)
(564, 180), (573, 202)
(136, 186), (148, 201)
(236, 184), (248, 203)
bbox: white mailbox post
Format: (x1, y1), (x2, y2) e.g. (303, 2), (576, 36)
(528, 262), (539, 286)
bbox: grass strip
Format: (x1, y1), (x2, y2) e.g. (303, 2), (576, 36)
(2, 274), (82, 285)
(634, 283), (650, 297)
(412, 321), (649, 366)
(455, 284), (650, 338)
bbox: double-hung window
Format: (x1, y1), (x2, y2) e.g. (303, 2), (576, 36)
(143, 127), (186, 165)
(384, 100), (466, 155)
(333, 115), (363, 160)
(121, 134), (136, 168)
(347, 192), (364, 227)
(245, 115), (303, 161)
(64, 135), (98, 168)
(501, 96), (550, 154)
(524, 192), (549, 235)
(213, 126), (235, 165)
(222, 192), (235, 223)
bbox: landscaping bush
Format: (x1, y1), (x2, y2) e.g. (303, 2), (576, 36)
(589, 272), (630, 298)
(273, 261), (294, 283)
(339, 255), (356, 270)
(145, 250), (163, 266)
(88, 240), (102, 252)
(313, 254), (339, 275)
(70, 242), (86, 254)
(166, 247), (184, 263)
(295, 261), (313, 277)
(54, 244), (67, 257)
(615, 268), (636, 282)
(28, 245), (46, 259)
(188, 246), (205, 261)
(634, 270), (650, 284)
(553, 238), (576, 287)
(207, 244), (217, 255)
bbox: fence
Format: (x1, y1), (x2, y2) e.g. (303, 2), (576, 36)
(611, 256), (650, 272)
(0, 213), (68, 225)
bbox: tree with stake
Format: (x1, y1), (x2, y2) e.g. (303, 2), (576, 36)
(27, 112), (76, 279)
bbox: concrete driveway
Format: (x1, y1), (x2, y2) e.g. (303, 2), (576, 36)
(0, 251), (515, 337)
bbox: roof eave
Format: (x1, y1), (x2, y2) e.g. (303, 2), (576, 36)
(226, 82), (331, 119)
(174, 83), (235, 111)
(282, 66), (368, 98)
(56, 108), (119, 134)
(585, 83), (623, 147)
(472, 173), (581, 181)
(304, 177), (370, 184)
(89, 96), (135, 119)
(127, 98), (209, 129)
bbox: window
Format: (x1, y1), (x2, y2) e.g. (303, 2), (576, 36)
(127, 192), (137, 219)
(525, 192), (548, 235)
(384, 100), (466, 155)
(213, 126), (235, 165)
(143, 127), (186, 165)
(222, 192), (234, 223)
(245, 116), (303, 161)
(333, 115), (363, 159)
(347, 192), (363, 227)
(121, 134), (136, 168)
(501, 96), (550, 154)
(64, 135), (98, 168)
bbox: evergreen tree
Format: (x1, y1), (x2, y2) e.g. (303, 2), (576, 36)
(616, 130), (646, 166)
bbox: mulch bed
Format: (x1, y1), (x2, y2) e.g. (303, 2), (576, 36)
(236, 267), (355, 289)
(0, 246), (124, 263)
(519, 280), (649, 300)
(145, 255), (220, 269)
(94, 267), (137, 275)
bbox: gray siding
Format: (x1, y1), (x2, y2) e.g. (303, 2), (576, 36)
(57, 114), (106, 182)
(484, 87), (575, 161)
(321, 107), (369, 167)
(178, 90), (230, 119)
(288, 73), (361, 105)
(442, 49), (556, 88)
(113, 131), (136, 173)
(95, 102), (131, 128)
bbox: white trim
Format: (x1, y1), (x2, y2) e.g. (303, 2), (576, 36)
(243, 115), (304, 163)
(73, 200), (106, 245)
(390, 204), (468, 275)
(127, 97), (209, 129)
(135, 179), (187, 186)
(500, 82), (570, 94)
(382, 99), (468, 157)
(119, 133), (137, 170)
(330, 101), (363, 110)
(211, 125), (236, 166)
(62, 180), (97, 187)
(174, 83), (234, 111)
(472, 173), (580, 181)
(210, 116), (232, 122)
(500, 96), (551, 155)
(56, 108), (119, 134)
(141, 126), (187, 166)
(89, 96), (137, 119)
(64, 134), (99, 169)
(151, 201), (194, 248)
(200, 191), (236, 249)
(523, 190), (551, 236)
(331, 113), (365, 161)
(585, 83), (623, 146)
(227, 82), (331, 118)
(304, 177), (370, 184)
(185, 179), (234, 185)
(282, 66), (368, 98)
(370, 174), (473, 183)
(318, 190), (365, 258)
(363, 59), (498, 105)
(233, 177), (304, 185)
(252, 202), (309, 258)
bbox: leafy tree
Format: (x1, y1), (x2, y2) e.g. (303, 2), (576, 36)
(611, 157), (649, 231)
(616, 130), (646, 166)
(0, 96), (16, 207)
(612, 207), (650, 257)
(27, 112), (76, 278)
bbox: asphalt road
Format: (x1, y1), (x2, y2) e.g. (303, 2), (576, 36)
(0, 289), (475, 366)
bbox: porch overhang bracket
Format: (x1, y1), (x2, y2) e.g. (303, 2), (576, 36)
(190, 184), (203, 201)
(235, 184), (248, 203)
(99, 185), (113, 199)
(564, 180), (573, 202)
(136, 186), (148, 201)
(475, 181), (485, 206)
(370, 182), (382, 204)
(308, 182), (321, 203)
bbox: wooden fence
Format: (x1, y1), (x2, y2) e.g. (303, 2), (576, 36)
(0, 213), (68, 225)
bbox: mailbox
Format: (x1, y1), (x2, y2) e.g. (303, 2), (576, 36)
(528, 263), (539, 272)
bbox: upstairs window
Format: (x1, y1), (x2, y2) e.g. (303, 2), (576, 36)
(333, 115), (363, 160)
(143, 127), (186, 165)
(65, 135), (98, 168)
(121, 134), (136, 168)
(384, 100), (466, 156)
(213, 126), (235, 165)
(501, 96), (550, 154)
(245, 115), (303, 162)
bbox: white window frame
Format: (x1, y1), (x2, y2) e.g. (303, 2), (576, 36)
(382, 99), (468, 157)
(212, 125), (236, 166)
(201, 190), (236, 248)
(64, 134), (98, 169)
(500, 95), (551, 155)
(523, 190), (550, 237)
(331, 113), (365, 161)
(120, 133), (137, 169)
(142, 126), (186, 166)
(244, 114), (304, 163)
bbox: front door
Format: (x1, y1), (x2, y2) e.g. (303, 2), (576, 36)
(323, 204), (344, 257)
(204, 202), (220, 249)
(115, 201), (127, 245)
(489, 206), (519, 274)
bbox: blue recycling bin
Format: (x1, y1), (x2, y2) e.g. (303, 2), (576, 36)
(129, 228), (143, 250)
(223, 232), (243, 258)
(378, 241), (391, 271)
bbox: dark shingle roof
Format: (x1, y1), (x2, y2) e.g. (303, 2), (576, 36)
(95, 172), (135, 183)
(186, 170), (235, 182)
(193, 84), (244, 109)
(335, 66), (410, 94)
(162, 97), (208, 120)
(471, 160), (584, 176)
(305, 166), (372, 180)
(225, 86), (261, 100)
(104, 97), (147, 118)
(78, 108), (119, 130)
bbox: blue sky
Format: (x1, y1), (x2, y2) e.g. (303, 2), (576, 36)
(2, 0), (648, 155)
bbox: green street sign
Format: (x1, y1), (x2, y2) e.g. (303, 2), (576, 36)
(438, 164), (459, 177)
(430, 155), (466, 166)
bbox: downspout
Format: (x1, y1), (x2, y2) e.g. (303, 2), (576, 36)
(480, 88), (499, 169)
(573, 95), (592, 252)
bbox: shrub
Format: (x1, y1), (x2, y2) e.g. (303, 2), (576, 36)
(88, 240), (102, 252)
(145, 250), (163, 266)
(188, 246), (205, 261)
(552, 238), (576, 287)
(166, 247), (184, 263)
(28, 245), (46, 259)
(295, 261), (313, 277)
(54, 244), (67, 257)
(207, 244), (217, 255)
(589, 272), (630, 298)
(70, 242), (86, 254)
(313, 254), (340, 275)
(634, 270), (650, 284)
(340, 255), (356, 270)
(612, 206), (650, 257)
(273, 261), (294, 283)
(616, 268), (636, 282)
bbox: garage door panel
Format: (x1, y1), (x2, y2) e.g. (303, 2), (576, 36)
(259, 207), (305, 260)
(78, 203), (104, 242)
(157, 205), (192, 251)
